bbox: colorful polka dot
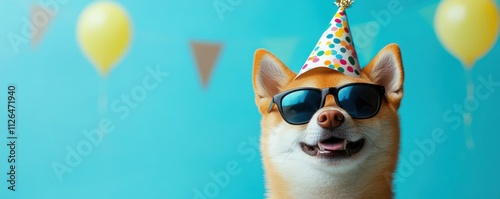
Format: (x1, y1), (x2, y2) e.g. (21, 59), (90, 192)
(329, 44), (335, 48)
(347, 66), (354, 72)
(324, 60), (331, 65)
(317, 51), (324, 56)
(346, 36), (351, 43)
(336, 23), (342, 28)
(338, 67), (345, 72)
(340, 59), (347, 65)
(302, 64), (308, 69)
(340, 48), (346, 53)
(348, 56), (355, 65)
(336, 54), (343, 59)
(313, 57), (319, 63)
(326, 34), (333, 39)
(334, 18), (341, 23)
(354, 70), (360, 75)
(333, 38), (341, 44)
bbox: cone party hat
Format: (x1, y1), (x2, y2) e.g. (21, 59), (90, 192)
(297, 0), (361, 78)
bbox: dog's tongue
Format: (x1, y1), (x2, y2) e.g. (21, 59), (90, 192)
(319, 138), (345, 151)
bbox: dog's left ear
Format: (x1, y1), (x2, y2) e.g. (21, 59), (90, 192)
(253, 49), (296, 114)
(361, 44), (404, 110)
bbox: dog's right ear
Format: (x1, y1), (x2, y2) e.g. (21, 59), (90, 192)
(361, 44), (404, 110)
(253, 49), (296, 113)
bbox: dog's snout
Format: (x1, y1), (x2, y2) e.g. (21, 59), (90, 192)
(317, 110), (344, 129)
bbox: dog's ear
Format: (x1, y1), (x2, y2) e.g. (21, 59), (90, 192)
(253, 49), (296, 113)
(361, 44), (404, 110)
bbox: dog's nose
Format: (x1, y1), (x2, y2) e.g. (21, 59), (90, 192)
(317, 110), (344, 129)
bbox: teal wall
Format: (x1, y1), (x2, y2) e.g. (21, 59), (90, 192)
(1, 0), (499, 198)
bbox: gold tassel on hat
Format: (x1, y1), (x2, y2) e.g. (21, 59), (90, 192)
(335, 0), (355, 8)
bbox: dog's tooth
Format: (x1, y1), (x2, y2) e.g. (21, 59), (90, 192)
(343, 139), (348, 150)
(319, 150), (331, 154)
(318, 144), (325, 151)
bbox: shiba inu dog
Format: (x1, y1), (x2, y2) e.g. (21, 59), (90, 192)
(252, 44), (404, 199)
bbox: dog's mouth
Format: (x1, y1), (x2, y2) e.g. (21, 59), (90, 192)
(300, 136), (365, 159)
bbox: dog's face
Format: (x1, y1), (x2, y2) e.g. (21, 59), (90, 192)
(253, 44), (404, 197)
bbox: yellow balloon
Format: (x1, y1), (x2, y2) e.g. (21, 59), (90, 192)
(434, 0), (499, 68)
(77, 2), (132, 76)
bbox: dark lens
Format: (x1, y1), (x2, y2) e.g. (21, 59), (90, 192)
(281, 90), (322, 124)
(337, 85), (381, 118)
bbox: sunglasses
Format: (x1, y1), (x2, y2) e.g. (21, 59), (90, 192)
(268, 83), (386, 125)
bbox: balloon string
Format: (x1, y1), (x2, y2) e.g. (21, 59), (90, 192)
(98, 77), (112, 171)
(99, 77), (108, 134)
(464, 68), (474, 149)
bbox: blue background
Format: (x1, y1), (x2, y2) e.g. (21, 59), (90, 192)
(1, 0), (500, 198)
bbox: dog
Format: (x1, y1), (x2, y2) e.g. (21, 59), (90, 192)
(252, 44), (404, 199)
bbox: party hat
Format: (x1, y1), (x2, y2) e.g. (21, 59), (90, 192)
(297, 0), (361, 78)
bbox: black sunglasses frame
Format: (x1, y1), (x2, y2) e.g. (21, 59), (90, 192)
(268, 83), (386, 125)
